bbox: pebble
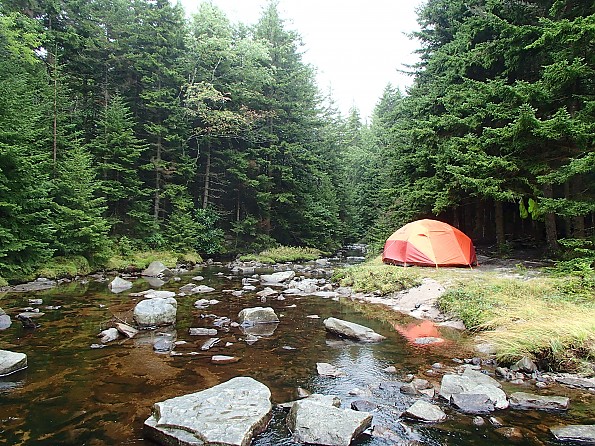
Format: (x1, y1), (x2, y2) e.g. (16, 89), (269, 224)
(473, 416), (485, 426)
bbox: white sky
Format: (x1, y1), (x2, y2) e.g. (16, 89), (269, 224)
(179, 0), (425, 120)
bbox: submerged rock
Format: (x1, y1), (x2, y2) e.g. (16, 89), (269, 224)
(317, 362), (346, 378)
(550, 425), (595, 443)
(0, 350), (27, 377)
(323, 317), (385, 343)
(144, 377), (272, 446)
(287, 395), (372, 446)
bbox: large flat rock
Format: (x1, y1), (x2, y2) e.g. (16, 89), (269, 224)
(287, 396), (372, 446)
(144, 377), (272, 446)
(260, 270), (295, 285)
(323, 317), (385, 343)
(509, 392), (570, 411)
(440, 368), (508, 410)
(0, 350), (27, 377)
(550, 425), (595, 443)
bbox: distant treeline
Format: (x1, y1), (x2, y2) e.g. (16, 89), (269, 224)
(0, 0), (593, 280)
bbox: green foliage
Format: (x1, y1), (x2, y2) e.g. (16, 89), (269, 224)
(239, 246), (323, 264)
(550, 238), (595, 286)
(37, 256), (91, 279)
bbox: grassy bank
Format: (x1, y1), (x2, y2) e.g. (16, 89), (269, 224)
(335, 257), (595, 374)
(239, 246), (325, 264)
(23, 251), (203, 282)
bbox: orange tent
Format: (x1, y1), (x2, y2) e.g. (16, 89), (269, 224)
(382, 219), (477, 267)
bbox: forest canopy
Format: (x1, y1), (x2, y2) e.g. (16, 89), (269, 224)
(0, 0), (593, 281)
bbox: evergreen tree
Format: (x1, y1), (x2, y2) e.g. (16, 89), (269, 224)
(89, 94), (149, 237)
(0, 11), (54, 278)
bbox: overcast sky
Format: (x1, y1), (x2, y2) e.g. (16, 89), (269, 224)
(179, 0), (426, 120)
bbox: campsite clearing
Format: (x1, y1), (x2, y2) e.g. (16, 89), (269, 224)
(334, 256), (595, 374)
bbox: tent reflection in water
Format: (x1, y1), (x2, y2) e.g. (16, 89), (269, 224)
(382, 219), (477, 267)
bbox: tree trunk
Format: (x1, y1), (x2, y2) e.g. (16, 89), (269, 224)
(202, 145), (211, 209)
(563, 181), (572, 237)
(153, 135), (162, 222)
(572, 176), (585, 238)
(495, 200), (506, 249)
(542, 183), (559, 252)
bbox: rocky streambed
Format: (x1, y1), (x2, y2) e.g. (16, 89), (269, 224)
(0, 260), (593, 445)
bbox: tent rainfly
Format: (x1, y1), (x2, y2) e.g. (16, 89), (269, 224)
(382, 219), (477, 267)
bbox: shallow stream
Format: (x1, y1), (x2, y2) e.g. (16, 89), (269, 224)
(0, 264), (593, 445)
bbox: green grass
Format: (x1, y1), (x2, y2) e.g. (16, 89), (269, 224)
(333, 256), (422, 294)
(105, 250), (202, 271)
(239, 246), (324, 264)
(37, 256), (91, 279)
(336, 256), (595, 374)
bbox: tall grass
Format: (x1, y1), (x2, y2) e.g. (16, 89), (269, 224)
(333, 256), (422, 294)
(336, 258), (595, 373)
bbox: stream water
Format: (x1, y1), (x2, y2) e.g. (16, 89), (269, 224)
(0, 263), (593, 445)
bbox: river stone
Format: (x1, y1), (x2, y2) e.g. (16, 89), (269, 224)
(144, 377), (271, 446)
(509, 392), (570, 411)
(240, 322), (279, 337)
(440, 371), (508, 410)
(109, 277), (133, 293)
(189, 328), (217, 336)
(402, 400), (447, 423)
(142, 261), (173, 277)
(256, 287), (278, 298)
(555, 376), (595, 390)
(133, 298), (177, 327)
(0, 309), (11, 330)
(450, 393), (495, 414)
(238, 307), (279, 324)
(317, 362), (346, 378)
(550, 425), (595, 443)
(260, 270), (295, 284)
(287, 397), (372, 446)
(191, 285), (216, 294)
(323, 317), (386, 343)
(211, 355), (240, 364)
(511, 356), (538, 373)
(287, 278), (319, 294)
(145, 290), (176, 299)
(115, 323), (138, 339)
(0, 350), (27, 377)
(98, 327), (119, 343)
